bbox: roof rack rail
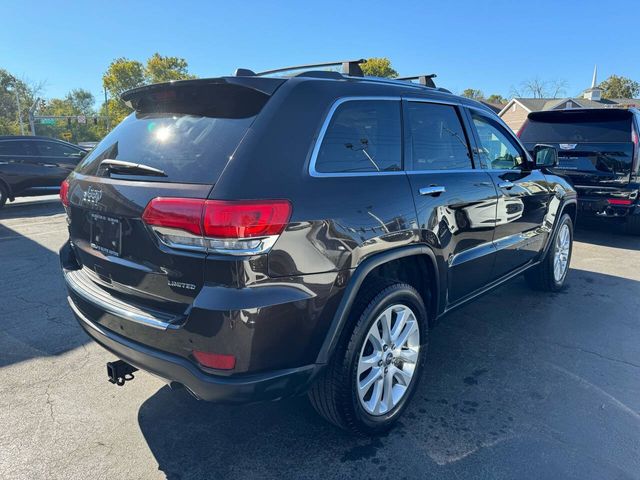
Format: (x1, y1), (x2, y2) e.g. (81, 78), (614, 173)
(396, 74), (438, 88)
(247, 59), (366, 78)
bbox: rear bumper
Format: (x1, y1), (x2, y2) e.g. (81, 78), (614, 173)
(577, 197), (639, 218)
(67, 295), (321, 403)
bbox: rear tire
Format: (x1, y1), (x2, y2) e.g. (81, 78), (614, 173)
(625, 214), (640, 235)
(309, 278), (428, 435)
(0, 184), (7, 209)
(525, 213), (573, 292)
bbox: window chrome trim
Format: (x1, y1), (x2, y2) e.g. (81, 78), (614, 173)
(308, 96), (478, 178)
(405, 169), (482, 175)
(308, 96), (404, 178)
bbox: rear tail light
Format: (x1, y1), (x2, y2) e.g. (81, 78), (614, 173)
(60, 179), (70, 207)
(192, 350), (236, 370)
(516, 120), (528, 138)
(607, 198), (633, 206)
(142, 197), (292, 255)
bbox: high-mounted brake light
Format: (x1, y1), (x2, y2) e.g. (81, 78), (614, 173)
(60, 179), (70, 207)
(141, 197), (292, 255)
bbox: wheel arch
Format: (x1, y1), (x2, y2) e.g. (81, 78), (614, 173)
(316, 245), (439, 364)
(542, 198), (577, 256)
(0, 176), (13, 200)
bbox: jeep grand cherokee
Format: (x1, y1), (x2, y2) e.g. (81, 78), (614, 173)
(59, 60), (577, 434)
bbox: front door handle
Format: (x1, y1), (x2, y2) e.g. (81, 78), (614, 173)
(419, 185), (446, 197)
(497, 181), (515, 190)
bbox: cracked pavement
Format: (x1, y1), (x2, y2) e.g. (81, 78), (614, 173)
(1, 198), (639, 479)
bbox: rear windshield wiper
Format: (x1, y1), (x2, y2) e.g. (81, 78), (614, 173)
(100, 159), (167, 177)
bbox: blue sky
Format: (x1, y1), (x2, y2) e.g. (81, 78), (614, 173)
(2, 0), (638, 103)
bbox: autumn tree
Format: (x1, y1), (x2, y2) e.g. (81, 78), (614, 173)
(102, 53), (196, 126)
(360, 58), (398, 78)
(599, 75), (640, 99)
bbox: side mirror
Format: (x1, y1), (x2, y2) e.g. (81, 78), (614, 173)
(533, 144), (558, 168)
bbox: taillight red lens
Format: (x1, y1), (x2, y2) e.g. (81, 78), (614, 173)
(203, 200), (292, 238)
(141, 198), (205, 236)
(607, 198), (633, 206)
(60, 179), (70, 206)
(142, 198), (292, 239)
(192, 350), (236, 370)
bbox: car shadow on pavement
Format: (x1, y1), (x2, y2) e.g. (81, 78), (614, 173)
(574, 218), (640, 251)
(137, 269), (640, 480)
(0, 197), (63, 220)
(0, 204), (89, 368)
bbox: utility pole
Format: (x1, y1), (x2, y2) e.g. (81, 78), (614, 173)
(28, 98), (40, 136)
(13, 87), (25, 135)
(104, 86), (110, 131)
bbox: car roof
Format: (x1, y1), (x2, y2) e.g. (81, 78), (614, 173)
(0, 135), (83, 148)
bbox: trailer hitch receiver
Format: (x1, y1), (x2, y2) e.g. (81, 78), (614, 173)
(107, 360), (138, 386)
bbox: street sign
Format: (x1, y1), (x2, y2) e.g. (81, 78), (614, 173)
(62, 132), (72, 140)
(39, 118), (56, 125)
(77, 115), (86, 124)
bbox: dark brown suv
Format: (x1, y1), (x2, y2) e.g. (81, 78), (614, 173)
(59, 60), (577, 434)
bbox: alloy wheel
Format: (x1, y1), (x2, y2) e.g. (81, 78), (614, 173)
(356, 304), (420, 416)
(553, 223), (571, 282)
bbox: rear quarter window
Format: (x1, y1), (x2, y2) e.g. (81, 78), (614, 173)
(314, 100), (402, 174)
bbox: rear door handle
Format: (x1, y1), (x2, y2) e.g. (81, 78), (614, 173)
(419, 186), (446, 196)
(497, 181), (515, 190)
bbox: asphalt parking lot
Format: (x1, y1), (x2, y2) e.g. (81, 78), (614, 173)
(1, 197), (639, 480)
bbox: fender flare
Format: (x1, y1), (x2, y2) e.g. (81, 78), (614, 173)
(315, 245), (439, 364)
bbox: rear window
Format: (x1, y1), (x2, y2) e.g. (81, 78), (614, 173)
(76, 113), (254, 184)
(520, 110), (633, 143)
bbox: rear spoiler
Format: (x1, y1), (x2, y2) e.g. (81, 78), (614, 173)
(121, 77), (285, 109)
(528, 108), (633, 122)
(120, 77), (286, 118)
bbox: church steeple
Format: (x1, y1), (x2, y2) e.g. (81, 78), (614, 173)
(584, 65), (602, 101)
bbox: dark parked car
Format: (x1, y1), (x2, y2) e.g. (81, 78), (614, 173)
(59, 62), (577, 434)
(0, 135), (87, 208)
(518, 108), (640, 234)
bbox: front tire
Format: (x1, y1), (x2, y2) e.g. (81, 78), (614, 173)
(309, 279), (428, 435)
(525, 213), (573, 291)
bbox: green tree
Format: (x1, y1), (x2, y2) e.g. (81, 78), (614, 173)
(599, 75), (640, 99)
(461, 88), (484, 100)
(102, 53), (196, 127)
(0, 69), (37, 135)
(486, 94), (507, 104)
(360, 57), (398, 78)
(36, 89), (104, 143)
(102, 57), (146, 99)
(146, 53), (195, 83)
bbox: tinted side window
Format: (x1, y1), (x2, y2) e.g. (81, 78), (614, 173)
(34, 141), (80, 157)
(315, 100), (402, 173)
(472, 113), (524, 169)
(407, 102), (472, 170)
(0, 141), (26, 156)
